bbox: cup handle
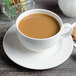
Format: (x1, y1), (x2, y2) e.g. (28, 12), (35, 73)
(60, 22), (76, 47)
(60, 23), (73, 39)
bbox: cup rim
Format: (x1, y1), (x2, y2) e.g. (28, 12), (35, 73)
(16, 9), (63, 40)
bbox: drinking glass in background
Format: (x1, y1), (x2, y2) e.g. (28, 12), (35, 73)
(1, 0), (35, 19)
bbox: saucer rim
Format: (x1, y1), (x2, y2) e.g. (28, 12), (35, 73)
(3, 24), (73, 70)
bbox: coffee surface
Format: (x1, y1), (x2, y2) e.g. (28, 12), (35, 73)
(18, 13), (60, 39)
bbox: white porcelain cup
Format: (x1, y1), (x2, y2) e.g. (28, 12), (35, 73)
(16, 9), (74, 52)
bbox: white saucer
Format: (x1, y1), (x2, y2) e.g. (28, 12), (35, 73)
(3, 24), (73, 70)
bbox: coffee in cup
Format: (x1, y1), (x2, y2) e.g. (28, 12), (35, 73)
(18, 13), (60, 39)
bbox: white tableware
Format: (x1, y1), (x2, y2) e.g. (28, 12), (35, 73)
(58, 0), (76, 17)
(16, 9), (73, 52)
(3, 24), (73, 70)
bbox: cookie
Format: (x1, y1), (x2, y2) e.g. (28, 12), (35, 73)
(72, 27), (76, 41)
(11, 0), (20, 5)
